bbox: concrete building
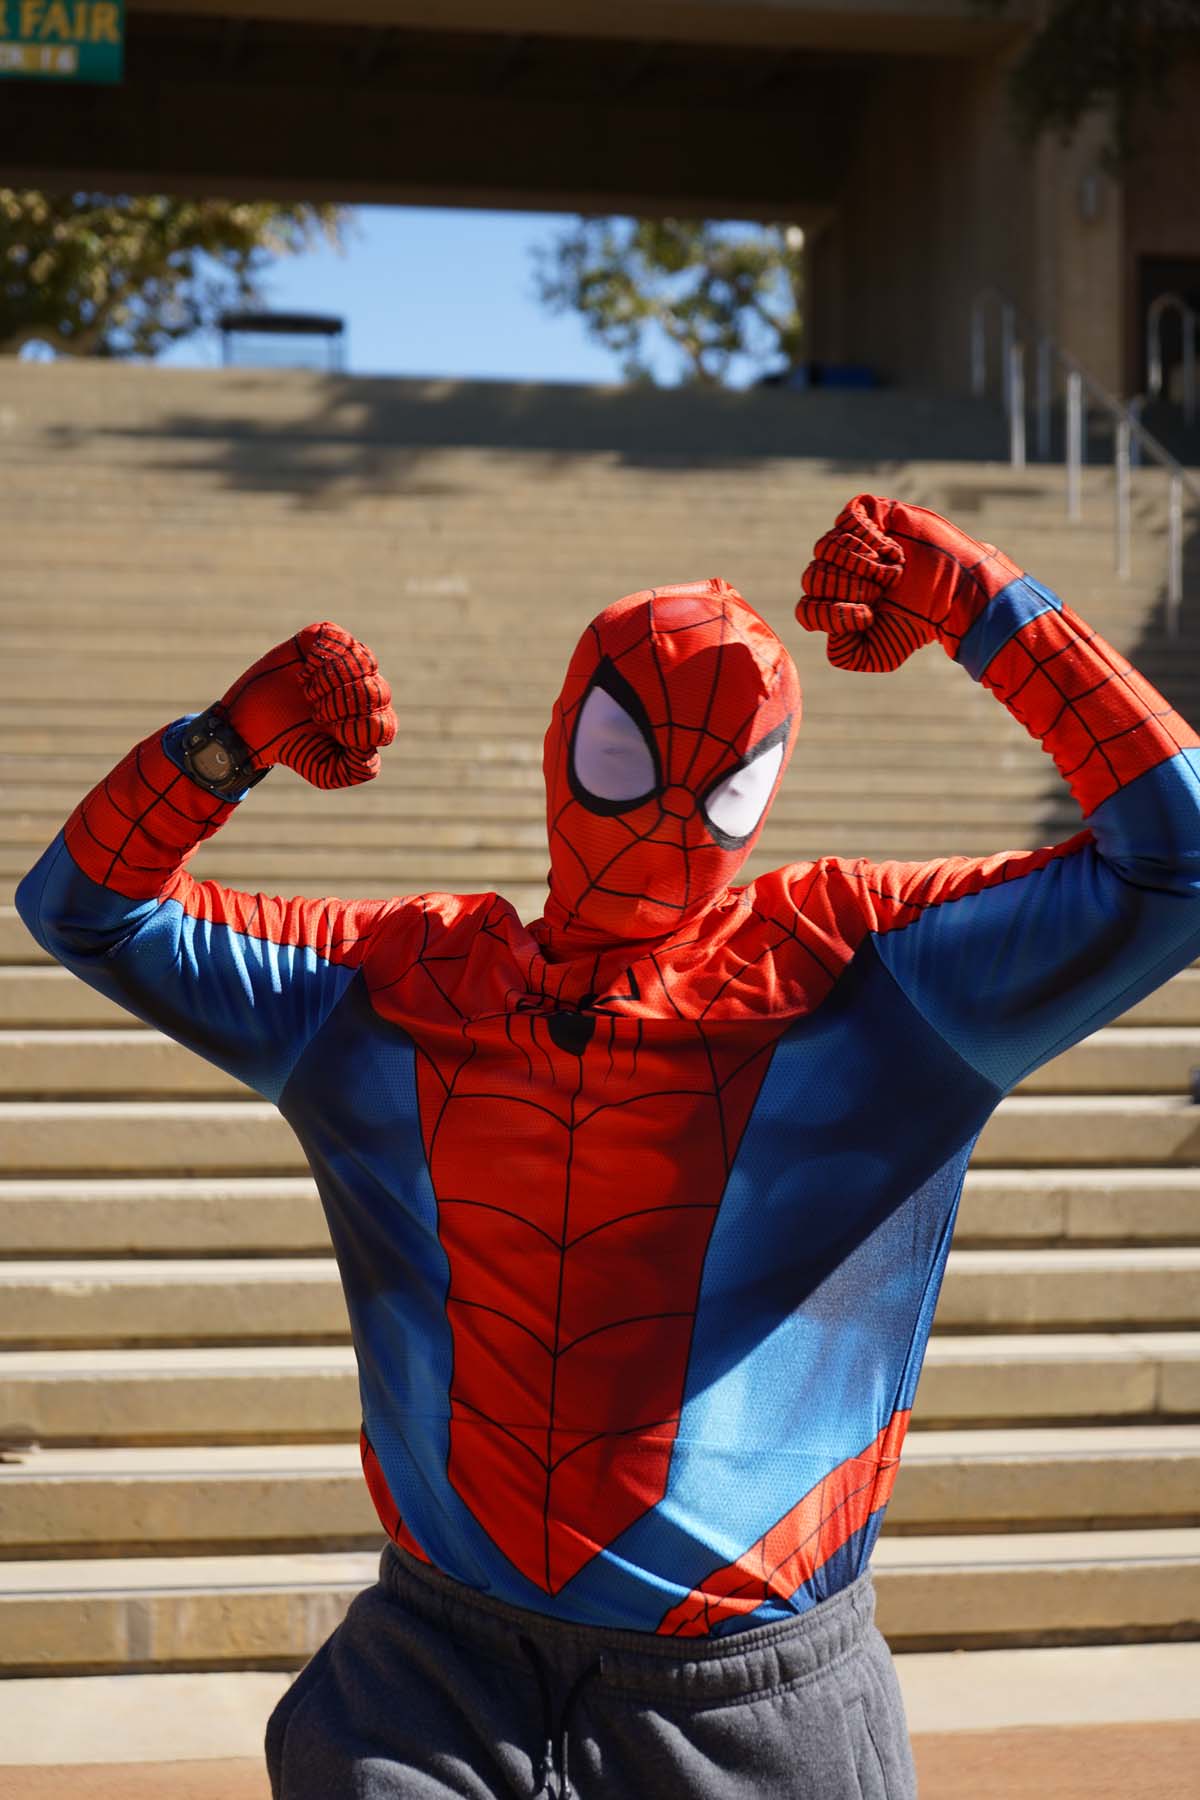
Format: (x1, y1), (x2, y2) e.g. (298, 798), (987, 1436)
(2, 0), (1198, 399)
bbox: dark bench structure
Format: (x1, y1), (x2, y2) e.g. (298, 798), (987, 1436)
(218, 310), (346, 372)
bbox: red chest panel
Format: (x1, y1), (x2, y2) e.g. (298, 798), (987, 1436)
(412, 1003), (786, 1591)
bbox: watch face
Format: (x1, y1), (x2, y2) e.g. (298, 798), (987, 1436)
(191, 740), (236, 783)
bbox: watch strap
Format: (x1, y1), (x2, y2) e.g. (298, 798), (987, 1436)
(178, 709), (267, 798)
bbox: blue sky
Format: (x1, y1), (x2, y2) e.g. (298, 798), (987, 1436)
(159, 205), (764, 388)
(162, 206), (633, 384)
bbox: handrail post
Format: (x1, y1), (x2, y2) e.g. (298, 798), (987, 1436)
(1129, 395), (1145, 468)
(1066, 368), (1083, 521)
(970, 298), (986, 399)
(971, 287), (1195, 630)
(1035, 335), (1052, 461)
(1147, 297), (1164, 400)
(1168, 473), (1184, 639)
(1008, 342), (1026, 468)
(1115, 417), (1132, 579)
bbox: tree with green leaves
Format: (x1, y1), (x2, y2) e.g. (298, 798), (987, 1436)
(0, 194), (347, 357)
(533, 217), (804, 388)
(989, 0), (1200, 160)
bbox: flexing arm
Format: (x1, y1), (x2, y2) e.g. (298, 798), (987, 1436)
(15, 623), (398, 1101)
(793, 496), (1200, 1090)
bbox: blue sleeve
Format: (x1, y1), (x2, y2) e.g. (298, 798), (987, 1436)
(16, 714), (400, 1102)
(871, 768), (1200, 1090)
(16, 830), (393, 1103)
(865, 578), (1200, 1090)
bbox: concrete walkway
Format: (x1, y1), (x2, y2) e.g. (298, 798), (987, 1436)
(3, 1725), (1200, 1800)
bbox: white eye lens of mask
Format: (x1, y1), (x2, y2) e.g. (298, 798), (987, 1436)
(702, 740), (784, 843)
(571, 682), (658, 804)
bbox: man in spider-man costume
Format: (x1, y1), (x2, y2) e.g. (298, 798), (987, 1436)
(18, 496), (1200, 1799)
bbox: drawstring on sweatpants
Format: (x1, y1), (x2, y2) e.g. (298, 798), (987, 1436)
(518, 1635), (604, 1799)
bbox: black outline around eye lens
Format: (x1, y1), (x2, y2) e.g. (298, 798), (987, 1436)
(698, 715), (793, 850)
(568, 657), (664, 816)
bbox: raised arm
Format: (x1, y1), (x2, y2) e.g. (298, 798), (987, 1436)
(15, 622), (399, 1101)
(792, 496), (1200, 1091)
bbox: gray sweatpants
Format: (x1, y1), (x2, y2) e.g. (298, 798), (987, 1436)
(266, 1544), (917, 1799)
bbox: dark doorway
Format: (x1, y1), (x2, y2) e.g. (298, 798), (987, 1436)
(1138, 254), (1200, 395)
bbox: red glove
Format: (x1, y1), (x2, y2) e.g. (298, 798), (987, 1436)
(220, 621), (397, 789)
(795, 495), (1023, 672)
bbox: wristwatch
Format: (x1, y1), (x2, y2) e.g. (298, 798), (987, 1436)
(180, 709), (266, 798)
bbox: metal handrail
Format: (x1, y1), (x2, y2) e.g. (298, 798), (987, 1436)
(1147, 291), (1198, 425)
(971, 288), (1200, 636)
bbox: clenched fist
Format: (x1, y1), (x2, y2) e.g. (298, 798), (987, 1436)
(220, 621), (397, 789)
(795, 495), (1023, 673)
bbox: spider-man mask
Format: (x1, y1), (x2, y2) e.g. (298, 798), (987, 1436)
(539, 580), (802, 949)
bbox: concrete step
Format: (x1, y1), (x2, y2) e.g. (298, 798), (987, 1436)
(956, 1169), (1200, 1245)
(0, 1168), (1194, 1259)
(0, 1346), (363, 1446)
(4, 1094), (1200, 1176)
(933, 1249), (1200, 1332)
(1018, 1028), (1200, 1094)
(6, 505), (1167, 553)
(0, 879), (556, 930)
(917, 1332), (1200, 1426)
(0, 1033), (254, 1099)
(1119, 972), (1200, 1024)
(1, 1249), (1197, 1349)
(0, 510), (1181, 568)
(0, 803), (1092, 854)
(0, 1668), (294, 1768)
(0, 1444), (378, 1557)
(0, 564), (1179, 627)
(0, 740), (1071, 785)
(0, 705), (1063, 751)
(896, 1641), (1200, 1734)
(0, 511), (1171, 561)
(4, 819), (1095, 880)
(0, 712), (1034, 752)
(0, 1102), (305, 1176)
(0, 771), (1091, 823)
(2, 1529), (1196, 1672)
(3, 1333), (1196, 1449)
(870, 1527), (1200, 1652)
(888, 1424), (1200, 1533)
(6, 593), (1184, 661)
(0, 1258), (349, 1347)
(973, 1096), (1200, 1166)
(0, 743), (1060, 788)
(10, 831), (1111, 884)
(5, 964), (1199, 1032)
(3, 1427), (1197, 1558)
(5, 525), (1184, 595)
(1, 1024), (1192, 1100)
(0, 443), (1128, 494)
(2, 788), (1093, 838)
(0, 1177), (328, 1256)
(0, 1549), (379, 1675)
(0, 441), (1155, 491)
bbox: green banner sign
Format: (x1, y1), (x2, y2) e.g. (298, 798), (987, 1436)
(0, 0), (124, 83)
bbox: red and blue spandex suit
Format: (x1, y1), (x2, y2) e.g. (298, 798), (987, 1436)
(19, 497), (1200, 1636)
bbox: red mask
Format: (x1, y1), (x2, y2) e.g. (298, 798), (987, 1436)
(537, 580), (801, 950)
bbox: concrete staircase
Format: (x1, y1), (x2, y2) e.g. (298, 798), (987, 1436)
(1, 363), (1199, 1695)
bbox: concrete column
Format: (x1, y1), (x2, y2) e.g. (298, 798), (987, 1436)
(1033, 113), (1124, 395)
(815, 46), (1038, 391)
